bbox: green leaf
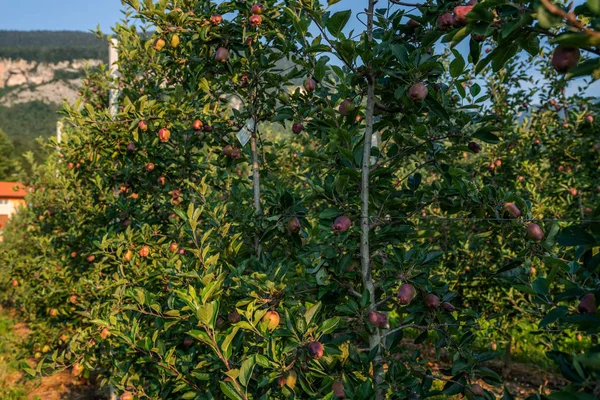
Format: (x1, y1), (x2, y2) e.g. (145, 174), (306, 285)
(539, 307), (568, 327)
(450, 52), (465, 78)
(318, 317), (340, 335)
(589, 0), (600, 14)
(239, 356), (256, 387)
(472, 127), (500, 144)
(557, 226), (596, 247)
(305, 302), (322, 326)
(326, 10), (351, 37)
(220, 381), (243, 400)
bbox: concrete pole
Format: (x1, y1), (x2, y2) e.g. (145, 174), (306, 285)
(108, 38), (119, 117)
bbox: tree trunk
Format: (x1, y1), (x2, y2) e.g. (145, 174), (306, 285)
(361, 0), (382, 396)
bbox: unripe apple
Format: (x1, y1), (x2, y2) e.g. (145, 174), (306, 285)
(576, 333), (582, 341)
(153, 38), (166, 51)
(251, 3), (264, 14)
(307, 341), (324, 358)
(249, 14), (262, 27)
(138, 120), (148, 131)
(71, 363), (83, 377)
(139, 245), (150, 257)
(503, 202), (521, 218)
(437, 13), (455, 30)
(409, 82), (428, 102)
(551, 46), (580, 73)
(332, 381), (346, 398)
(398, 283), (417, 305)
(453, 6), (473, 25)
(332, 216), (351, 233)
(171, 34), (180, 48)
(120, 391), (134, 400)
(215, 47), (229, 62)
(228, 310), (241, 323)
(263, 311), (280, 330)
(42, 344), (51, 353)
(470, 384), (484, 396)
(34, 352), (42, 359)
(277, 376), (287, 387)
(100, 328), (111, 339)
(287, 217), (301, 234)
(578, 293), (596, 314)
(169, 242), (179, 253)
(442, 302), (456, 312)
(191, 120), (203, 131)
(60, 334), (68, 342)
(286, 370), (297, 389)
(292, 122), (304, 134)
(368, 311), (388, 328)
(407, 19), (420, 29)
(526, 223), (544, 242)
(211, 14), (223, 25)
(339, 99), (355, 116)
(11, 279), (18, 287)
(467, 141), (481, 153)
(158, 128), (171, 143)
(124, 250), (133, 261)
(304, 77), (316, 92)
(424, 294), (440, 310)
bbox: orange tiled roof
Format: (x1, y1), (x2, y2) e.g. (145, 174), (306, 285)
(0, 182), (27, 199)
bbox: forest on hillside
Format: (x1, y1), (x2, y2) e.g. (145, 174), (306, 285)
(0, 31), (107, 63)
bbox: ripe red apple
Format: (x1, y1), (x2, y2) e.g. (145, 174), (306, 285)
(453, 6), (473, 25)
(304, 77), (316, 92)
(231, 148), (242, 159)
(307, 341), (324, 358)
(124, 250), (133, 261)
(398, 283), (417, 305)
(551, 46), (580, 73)
(222, 145), (234, 157)
(71, 363), (83, 377)
(277, 376), (287, 387)
(339, 99), (355, 116)
(11, 279), (19, 287)
(503, 202), (521, 218)
(138, 120), (148, 131)
(158, 128), (171, 143)
(526, 223), (544, 242)
(584, 207), (593, 214)
(578, 293), (596, 314)
(69, 295), (78, 304)
(211, 14), (223, 25)
(126, 142), (136, 153)
(169, 242), (179, 253)
(49, 308), (58, 317)
(407, 19), (420, 29)
(332, 216), (351, 233)
(586, 114), (594, 123)
(145, 163), (155, 172)
(215, 47), (229, 62)
(368, 311), (388, 328)
(437, 13), (455, 30)
(157, 176), (166, 185)
(251, 3), (264, 14)
(287, 217), (301, 234)
(203, 124), (213, 132)
(192, 120), (203, 131)
(442, 302), (456, 312)
(467, 141), (481, 153)
(228, 310), (241, 323)
(249, 14), (262, 27)
(86, 255), (95, 262)
(263, 311), (280, 330)
(470, 384), (484, 396)
(472, 33), (486, 42)
(332, 381), (346, 398)
(292, 122), (304, 134)
(139, 246), (150, 257)
(409, 82), (428, 102)
(568, 188), (578, 196)
(424, 294), (440, 310)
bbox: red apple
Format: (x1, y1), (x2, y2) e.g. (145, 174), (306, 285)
(332, 216), (351, 233)
(304, 77), (316, 92)
(437, 13), (455, 30)
(138, 120), (148, 131)
(251, 3), (264, 14)
(249, 14), (262, 27)
(578, 293), (596, 314)
(211, 14), (223, 25)
(215, 47), (229, 63)
(526, 223), (544, 242)
(453, 6), (473, 25)
(424, 294), (440, 310)
(398, 283), (417, 305)
(409, 82), (428, 102)
(158, 128), (171, 143)
(307, 341), (324, 358)
(552, 46), (580, 73)
(263, 311), (280, 330)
